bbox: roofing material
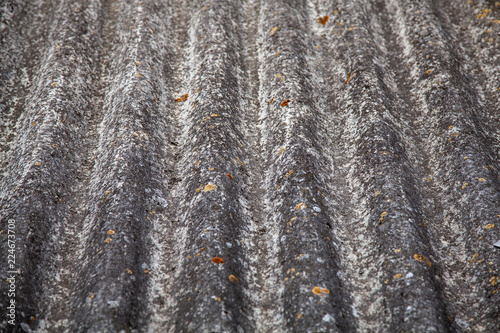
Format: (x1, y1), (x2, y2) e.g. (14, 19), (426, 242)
(1, 0), (499, 332)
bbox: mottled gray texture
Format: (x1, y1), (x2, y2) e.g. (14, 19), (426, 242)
(1, 0), (499, 332)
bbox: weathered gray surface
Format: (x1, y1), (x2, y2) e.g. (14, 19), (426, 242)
(1, 0), (499, 332)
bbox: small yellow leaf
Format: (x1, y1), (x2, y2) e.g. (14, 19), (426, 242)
(202, 184), (217, 192)
(107, 230), (115, 235)
(485, 224), (495, 229)
(270, 26), (278, 35)
(393, 273), (402, 279)
(414, 253), (432, 267)
(470, 252), (479, 264)
(490, 276), (498, 286)
(295, 203), (306, 210)
(228, 274), (238, 282)
(311, 286), (322, 295)
(379, 212), (388, 223)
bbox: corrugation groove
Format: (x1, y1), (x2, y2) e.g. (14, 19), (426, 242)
(71, 0), (173, 331)
(1, 0), (499, 332)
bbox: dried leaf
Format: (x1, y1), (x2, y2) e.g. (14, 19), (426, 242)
(311, 286), (322, 295)
(414, 253), (432, 267)
(211, 257), (223, 264)
(379, 211), (388, 223)
(281, 99), (291, 106)
(317, 15), (329, 25)
(295, 203), (306, 210)
(344, 73), (353, 84)
(202, 184), (217, 192)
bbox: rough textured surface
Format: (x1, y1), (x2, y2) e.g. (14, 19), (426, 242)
(1, 0), (499, 332)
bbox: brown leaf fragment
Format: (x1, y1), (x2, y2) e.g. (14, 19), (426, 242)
(226, 173), (233, 179)
(344, 73), (353, 84)
(228, 274), (238, 282)
(281, 99), (291, 107)
(317, 15), (329, 25)
(211, 257), (223, 264)
(175, 94), (188, 102)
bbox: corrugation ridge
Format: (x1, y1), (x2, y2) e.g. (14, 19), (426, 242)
(70, 0), (173, 331)
(0, 0), (103, 331)
(311, 0), (450, 331)
(171, 1), (253, 331)
(256, 1), (354, 331)
(387, 0), (500, 330)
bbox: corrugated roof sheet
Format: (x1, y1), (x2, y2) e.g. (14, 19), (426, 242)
(1, 0), (499, 331)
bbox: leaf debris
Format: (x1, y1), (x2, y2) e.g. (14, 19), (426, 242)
(414, 253), (432, 267)
(317, 15), (329, 25)
(211, 257), (223, 264)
